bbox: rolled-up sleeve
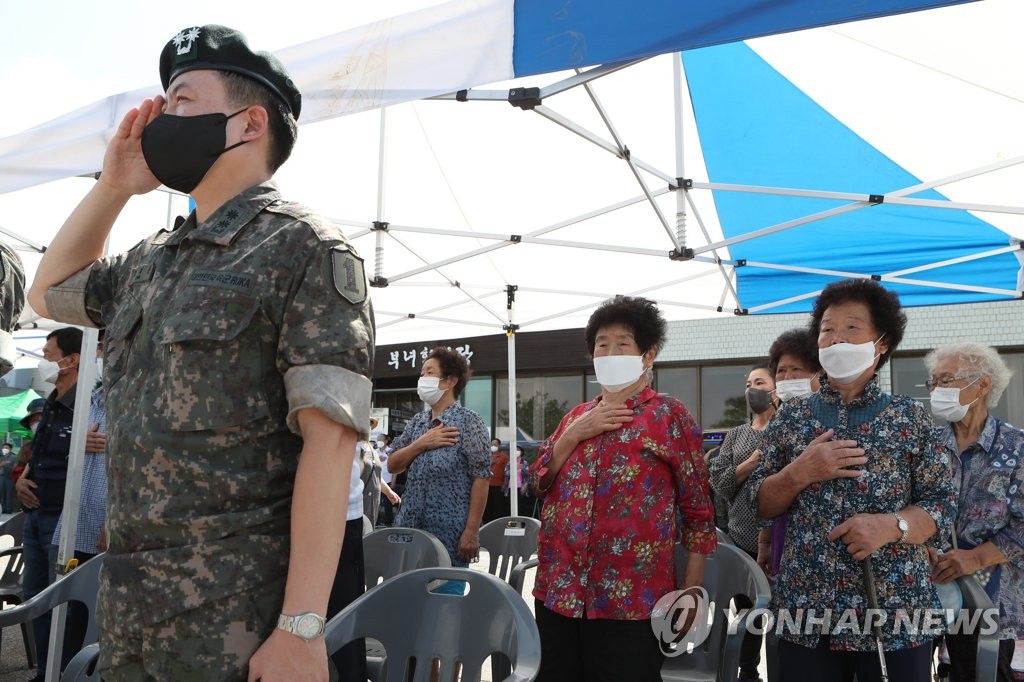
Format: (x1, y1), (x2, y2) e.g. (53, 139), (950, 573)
(284, 364), (373, 438)
(278, 239), (374, 438)
(43, 256), (129, 328)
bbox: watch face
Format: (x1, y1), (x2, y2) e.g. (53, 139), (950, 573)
(898, 519), (909, 531)
(295, 614), (324, 639)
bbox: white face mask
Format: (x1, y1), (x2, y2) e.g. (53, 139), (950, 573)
(417, 376), (446, 406)
(1, 447), (9, 455)
(593, 354), (646, 392)
(38, 358), (62, 384)
(818, 338), (881, 384)
(30, 422), (39, 433)
(929, 379), (979, 423)
(775, 378), (814, 402)
(375, 440), (386, 448)
(490, 445), (499, 453)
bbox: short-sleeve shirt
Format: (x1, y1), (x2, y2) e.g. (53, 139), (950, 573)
(747, 376), (956, 652)
(392, 402), (491, 566)
(529, 387), (717, 621)
(43, 183), (375, 631)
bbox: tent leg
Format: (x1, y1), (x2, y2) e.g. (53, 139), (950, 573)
(506, 285), (519, 518)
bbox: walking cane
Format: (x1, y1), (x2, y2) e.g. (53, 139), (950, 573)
(861, 557), (889, 682)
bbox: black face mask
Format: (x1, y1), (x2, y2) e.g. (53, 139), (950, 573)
(745, 387), (774, 415)
(141, 109), (248, 194)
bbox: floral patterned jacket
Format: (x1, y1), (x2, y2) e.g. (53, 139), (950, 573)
(529, 387), (716, 620)
(941, 415), (1024, 639)
(748, 376), (956, 652)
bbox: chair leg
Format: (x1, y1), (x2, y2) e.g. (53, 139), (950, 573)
(22, 620), (36, 669)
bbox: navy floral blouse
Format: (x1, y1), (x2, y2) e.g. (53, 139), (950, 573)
(940, 415), (1024, 639)
(392, 402), (492, 567)
(748, 376), (957, 652)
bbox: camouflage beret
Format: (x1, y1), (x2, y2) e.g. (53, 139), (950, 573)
(159, 25), (301, 119)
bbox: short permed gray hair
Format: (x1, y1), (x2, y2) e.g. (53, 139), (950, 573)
(924, 342), (1013, 409)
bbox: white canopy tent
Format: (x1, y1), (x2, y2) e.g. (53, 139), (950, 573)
(2, 1), (1024, 674)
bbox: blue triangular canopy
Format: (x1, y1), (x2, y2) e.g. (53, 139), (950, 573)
(512, 0), (976, 76)
(682, 41), (1018, 313)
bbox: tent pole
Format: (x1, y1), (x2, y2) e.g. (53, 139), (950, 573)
(672, 52), (687, 247)
(47, 326), (100, 682)
(374, 107), (388, 282)
(505, 285), (519, 518)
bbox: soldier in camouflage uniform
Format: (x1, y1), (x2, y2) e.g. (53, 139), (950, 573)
(0, 240), (25, 377)
(28, 25), (373, 682)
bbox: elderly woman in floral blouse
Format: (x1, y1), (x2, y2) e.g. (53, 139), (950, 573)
(529, 295), (716, 682)
(748, 278), (956, 682)
(925, 342), (1024, 681)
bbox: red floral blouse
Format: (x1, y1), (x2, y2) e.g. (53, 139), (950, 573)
(529, 387), (717, 620)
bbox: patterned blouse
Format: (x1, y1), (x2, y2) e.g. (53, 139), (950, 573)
(940, 415), (1024, 639)
(529, 387), (717, 621)
(748, 376), (956, 652)
(392, 402), (492, 567)
(708, 422), (765, 554)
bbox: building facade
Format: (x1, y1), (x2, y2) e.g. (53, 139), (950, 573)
(373, 300), (1024, 443)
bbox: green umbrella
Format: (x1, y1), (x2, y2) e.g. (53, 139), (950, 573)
(0, 389), (41, 442)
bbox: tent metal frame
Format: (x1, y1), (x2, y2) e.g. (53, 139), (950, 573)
(361, 53), (1023, 493)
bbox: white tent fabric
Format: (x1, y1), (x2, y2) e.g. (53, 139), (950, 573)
(0, 0), (513, 195)
(2, 2), (1021, 670)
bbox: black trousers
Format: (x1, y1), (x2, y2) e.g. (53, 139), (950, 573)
(945, 632), (1016, 682)
(777, 636), (931, 682)
(534, 600), (663, 682)
(327, 518), (367, 681)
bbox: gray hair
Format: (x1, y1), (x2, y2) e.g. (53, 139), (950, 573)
(924, 342), (1013, 409)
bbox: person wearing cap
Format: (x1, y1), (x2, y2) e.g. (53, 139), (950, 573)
(28, 25), (373, 682)
(12, 399), (47, 493)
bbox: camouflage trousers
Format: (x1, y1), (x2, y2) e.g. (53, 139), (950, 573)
(99, 575), (285, 681)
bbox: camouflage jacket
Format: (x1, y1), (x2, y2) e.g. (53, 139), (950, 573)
(45, 183), (374, 629)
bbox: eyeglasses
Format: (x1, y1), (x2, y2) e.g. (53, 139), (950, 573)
(925, 375), (976, 392)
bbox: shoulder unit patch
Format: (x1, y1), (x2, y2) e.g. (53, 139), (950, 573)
(331, 246), (367, 305)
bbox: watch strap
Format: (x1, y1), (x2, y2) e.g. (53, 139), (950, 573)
(894, 512), (910, 544)
(276, 612), (326, 640)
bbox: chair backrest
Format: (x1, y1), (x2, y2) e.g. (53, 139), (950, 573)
(715, 527), (734, 546)
(662, 542), (771, 682)
(478, 516), (540, 584)
(0, 545), (25, 601)
(362, 527), (451, 591)
(0, 511), (24, 546)
(0, 553), (104, 648)
(955, 575), (1000, 682)
(325, 567), (541, 682)
(61, 642), (100, 682)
